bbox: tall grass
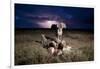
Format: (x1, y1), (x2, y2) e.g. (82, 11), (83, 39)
(15, 30), (94, 65)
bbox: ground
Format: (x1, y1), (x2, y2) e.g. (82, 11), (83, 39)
(15, 29), (94, 65)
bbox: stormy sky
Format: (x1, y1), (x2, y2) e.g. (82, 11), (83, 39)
(15, 3), (94, 30)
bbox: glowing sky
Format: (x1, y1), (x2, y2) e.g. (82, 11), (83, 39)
(15, 4), (94, 30)
(37, 20), (58, 28)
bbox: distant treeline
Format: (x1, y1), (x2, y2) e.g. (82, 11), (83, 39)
(15, 28), (94, 32)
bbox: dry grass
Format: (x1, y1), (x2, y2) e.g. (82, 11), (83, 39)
(15, 29), (94, 65)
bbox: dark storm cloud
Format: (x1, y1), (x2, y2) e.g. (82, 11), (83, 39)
(15, 3), (94, 30)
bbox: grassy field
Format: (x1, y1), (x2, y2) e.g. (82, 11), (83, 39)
(15, 29), (94, 65)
